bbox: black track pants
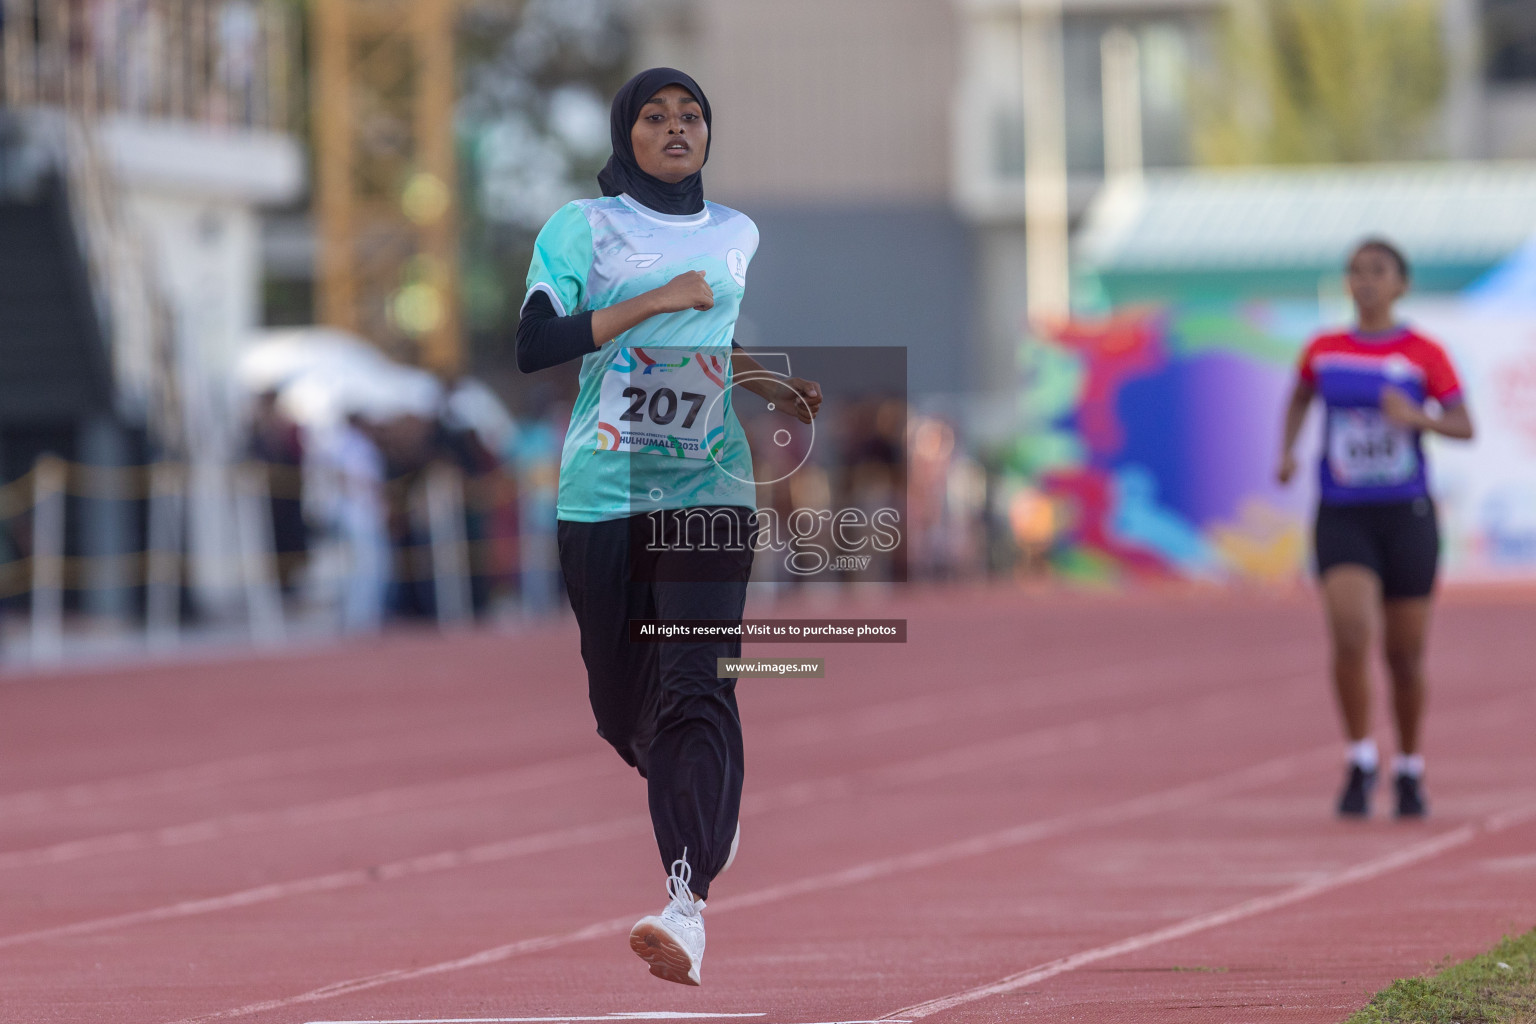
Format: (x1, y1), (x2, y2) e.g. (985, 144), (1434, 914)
(557, 506), (756, 899)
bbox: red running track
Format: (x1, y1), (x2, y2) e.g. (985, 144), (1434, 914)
(1, 585), (1533, 1024)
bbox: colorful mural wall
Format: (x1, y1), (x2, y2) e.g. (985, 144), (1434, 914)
(1008, 301), (1536, 585)
(1412, 306), (1536, 583)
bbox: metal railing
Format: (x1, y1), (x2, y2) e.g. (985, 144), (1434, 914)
(1, 455), (484, 666)
(0, 0), (296, 133)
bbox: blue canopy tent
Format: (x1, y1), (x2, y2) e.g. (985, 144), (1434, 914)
(1462, 231), (1536, 311)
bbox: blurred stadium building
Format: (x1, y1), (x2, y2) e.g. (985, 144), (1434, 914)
(0, 0), (303, 634)
(4, 0), (1536, 661)
(632, 0), (1536, 414)
(629, 0), (1536, 586)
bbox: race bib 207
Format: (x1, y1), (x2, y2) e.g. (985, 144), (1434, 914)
(595, 347), (728, 460)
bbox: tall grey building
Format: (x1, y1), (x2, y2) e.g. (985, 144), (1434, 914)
(630, 0), (1536, 435)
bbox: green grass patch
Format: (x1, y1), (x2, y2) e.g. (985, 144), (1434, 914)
(1344, 927), (1536, 1023)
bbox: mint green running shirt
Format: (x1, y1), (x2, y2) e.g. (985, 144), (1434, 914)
(523, 194), (759, 522)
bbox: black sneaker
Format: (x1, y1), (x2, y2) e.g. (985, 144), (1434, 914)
(1395, 772), (1427, 818)
(1337, 764), (1378, 817)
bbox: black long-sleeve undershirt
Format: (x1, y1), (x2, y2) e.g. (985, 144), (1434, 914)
(516, 290), (595, 373)
(516, 290), (742, 375)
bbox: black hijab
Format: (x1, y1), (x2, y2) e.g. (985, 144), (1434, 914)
(596, 67), (712, 216)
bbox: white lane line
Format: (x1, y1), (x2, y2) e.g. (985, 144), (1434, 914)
(1481, 852), (1536, 873)
(0, 652), (1158, 855)
(0, 648), (1265, 864)
(701, 748), (1325, 919)
(0, 713), (574, 820)
(0, 752), (611, 871)
(0, 651), (1104, 816)
(0, 813), (653, 950)
(0, 739), (387, 818)
(302, 1018), (906, 1024)
(301, 1019), (768, 1024)
(0, 636), (1298, 821)
(757, 645), (1310, 749)
(883, 799), (1536, 1021)
(158, 747), (1327, 1024)
(1488, 798), (1536, 832)
(1, 676), (1295, 950)
(0, 639), (1306, 878)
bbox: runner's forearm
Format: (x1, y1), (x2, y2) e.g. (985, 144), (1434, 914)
(1280, 382), (1314, 457)
(729, 350), (782, 400)
(1423, 402), (1475, 440)
(592, 291), (670, 347)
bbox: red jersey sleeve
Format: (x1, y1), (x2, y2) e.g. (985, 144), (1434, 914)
(1419, 339), (1463, 405)
(1297, 337), (1323, 386)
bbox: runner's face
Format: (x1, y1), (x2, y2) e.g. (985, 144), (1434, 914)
(1346, 248), (1407, 320)
(630, 85), (707, 183)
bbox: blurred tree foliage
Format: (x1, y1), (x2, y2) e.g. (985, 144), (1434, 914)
(456, 0), (631, 375)
(262, 1), (630, 389)
(1192, 0), (1448, 165)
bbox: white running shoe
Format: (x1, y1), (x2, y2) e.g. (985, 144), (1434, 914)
(629, 849), (706, 985)
(719, 822), (741, 877)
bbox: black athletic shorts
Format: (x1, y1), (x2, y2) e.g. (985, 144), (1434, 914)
(1313, 497), (1439, 600)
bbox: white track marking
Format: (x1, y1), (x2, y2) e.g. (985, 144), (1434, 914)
(0, 739), (394, 818)
(304, 1019), (768, 1024)
(1, 652), (1272, 860)
(701, 749), (1326, 919)
(16, 685), (1525, 957)
(757, 645), (1310, 749)
(0, 641), (1306, 876)
(1480, 853), (1536, 872)
(158, 748), (1328, 1024)
(0, 676), (1304, 950)
(0, 813), (654, 950)
(302, 1018), (906, 1024)
(1487, 799), (1536, 832)
(884, 799), (1536, 1020)
(0, 636), (1299, 820)
(0, 709), (580, 819)
(0, 753), (611, 870)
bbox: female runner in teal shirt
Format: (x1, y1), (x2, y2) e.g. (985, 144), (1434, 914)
(517, 67), (821, 986)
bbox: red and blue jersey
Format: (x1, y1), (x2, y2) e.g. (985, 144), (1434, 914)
(1297, 327), (1463, 506)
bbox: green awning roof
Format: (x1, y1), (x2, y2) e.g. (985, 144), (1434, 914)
(1077, 162), (1536, 278)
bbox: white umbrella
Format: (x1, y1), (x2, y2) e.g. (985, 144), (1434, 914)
(238, 328), (390, 393)
(281, 360), (444, 431)
(443, 376), (518, 452)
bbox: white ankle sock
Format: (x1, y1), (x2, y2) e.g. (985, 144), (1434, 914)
(1393, 753), (1425, 778)
(1349, 738), (1379, 771)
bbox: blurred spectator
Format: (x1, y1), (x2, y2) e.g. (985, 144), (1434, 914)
(315, 412), (389, 633)
(247, 389), (308, 592)
(373, 412), (438, 620)
(435, 385), (502, 616)
(835, 398), (906, 582)
(908, 415), (988, 580)
(441, 375), (523, 615)
(67, 0), (89, 62)
(908, 416), (953, 579)
(504, 386), (565, 616)
(214, 0), (259, 124)
(121, 0), (160, 116)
